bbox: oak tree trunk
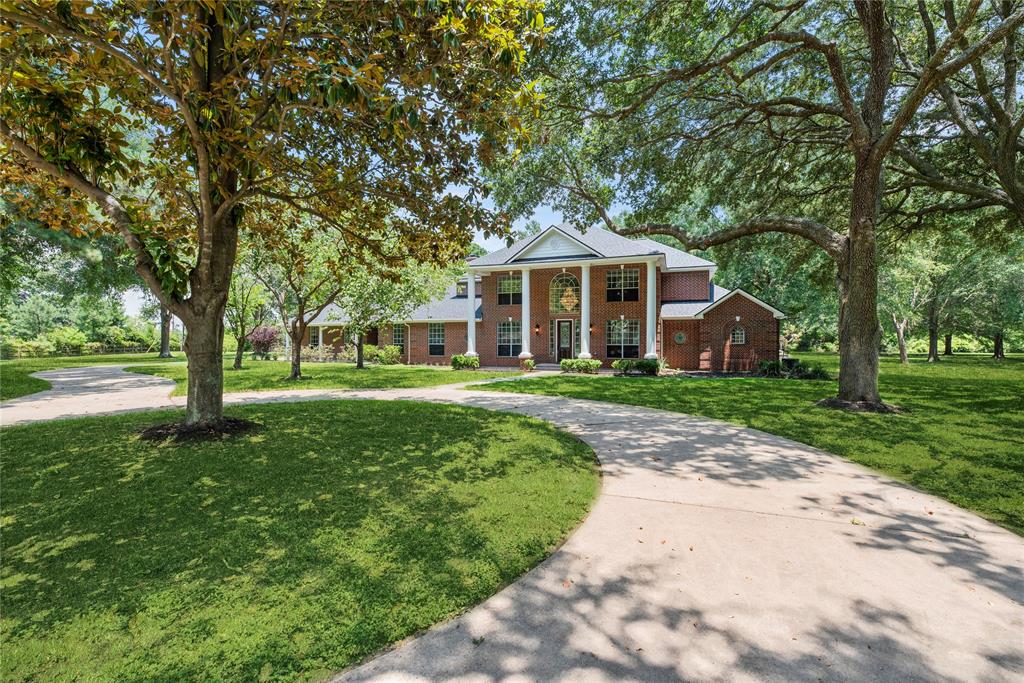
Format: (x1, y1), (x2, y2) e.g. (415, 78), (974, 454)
(159, 306), (173, 358)
(892, 314), (908, 364)
(927, 315), (940, 362)
(834, 158), (883, 406)
(182, 309), (225, 426)
(233, 337), (245, 370)
(943, 333), (953, 356)
(993, 332), (1005, 359)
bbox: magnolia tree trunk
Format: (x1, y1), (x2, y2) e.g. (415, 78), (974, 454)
(833, 160), (883, 407)
(159, 306), (173, 357)
(943, 334), (953, 356)
(181, 309), (226, 425)
(993, 332), (1005, 359)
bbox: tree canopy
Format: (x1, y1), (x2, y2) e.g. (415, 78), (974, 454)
(1, 0), (547, 425)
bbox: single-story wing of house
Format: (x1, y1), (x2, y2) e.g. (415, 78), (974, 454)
(304, 224), (784, 371)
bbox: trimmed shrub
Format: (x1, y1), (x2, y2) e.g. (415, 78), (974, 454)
(520, 358), (535, 372)
(757, 360), (785, 377)
(362, 344), (380, 363)
(757, 359), (832, 381)
(798, 363), (832, 380)
(560, 358), (602, 374)
(611, 358), (660, 376)
(451, 354), (480, 370)
(377, 345), (402, 365)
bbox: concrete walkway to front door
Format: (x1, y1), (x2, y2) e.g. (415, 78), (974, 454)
(2, 366), (1022, 681)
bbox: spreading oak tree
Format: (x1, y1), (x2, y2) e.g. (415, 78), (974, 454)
(0, 0), (546, 426)
(889, 0), (1024, 229)
(492, 0), (1022, 409)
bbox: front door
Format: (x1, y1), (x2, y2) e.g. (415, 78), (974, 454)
(557, 320), (574, 361)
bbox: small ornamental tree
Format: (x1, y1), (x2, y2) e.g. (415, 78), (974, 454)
(248, 208), (352, 380)
(338, 255), (455, 369)
(1, 1), (547, 428)
(225, 256), (270, 370)
(246, 326), (279, 360)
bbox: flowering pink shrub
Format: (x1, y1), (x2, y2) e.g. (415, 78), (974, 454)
(246, 326), (279, 359)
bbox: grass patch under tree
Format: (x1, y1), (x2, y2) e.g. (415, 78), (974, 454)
(0, 353), (183, 401)
(483, 353), (1024, 534)
(1, 400), (597, 681)
(130, 360), (518, 396)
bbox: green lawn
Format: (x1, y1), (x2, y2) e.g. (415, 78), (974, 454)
(483, 353), (1024, 534)
(0, 353), (183, 401)
(1, 400), (597, 682)
(130, 360), (519, 395)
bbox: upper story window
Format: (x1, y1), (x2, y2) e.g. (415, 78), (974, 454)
(428, 323), (445, 356)
(730, 326), (746, 345)
(392, 325), (405, 353)
(549, 273), (580, 313)
(456, 282), (468, 297)
(606, 268), (640, 302)
(497, 275), (522, 305)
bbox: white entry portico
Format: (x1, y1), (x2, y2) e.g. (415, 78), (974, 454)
(465, 226), (674, 364)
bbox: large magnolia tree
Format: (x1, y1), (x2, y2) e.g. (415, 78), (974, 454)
(492, 0), (1022, 409)
(0, 0), (545, 426)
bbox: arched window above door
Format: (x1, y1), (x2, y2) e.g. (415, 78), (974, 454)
(549, 273), (580, 313)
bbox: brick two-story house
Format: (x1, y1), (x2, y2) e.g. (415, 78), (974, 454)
(306, 224), (784, 371)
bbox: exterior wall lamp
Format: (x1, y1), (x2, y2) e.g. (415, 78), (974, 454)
(535, 323), (542, 335)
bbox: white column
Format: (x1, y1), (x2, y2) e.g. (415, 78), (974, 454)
(579, 264), (592, 359)
(465, 273), (478, 357)
(645, 262), (658, 359)
(519, 269), (532, 359)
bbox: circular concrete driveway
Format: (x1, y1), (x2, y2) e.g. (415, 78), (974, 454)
(3, 367), (1022, 681)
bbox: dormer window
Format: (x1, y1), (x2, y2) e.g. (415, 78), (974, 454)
(456, 282), (468, 297)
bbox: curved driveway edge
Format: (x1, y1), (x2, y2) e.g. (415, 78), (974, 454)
(3, 367), (1023, 681)
(0, 364), (181, 425)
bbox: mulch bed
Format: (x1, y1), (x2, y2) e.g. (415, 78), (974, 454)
(139, 417), (262, 443)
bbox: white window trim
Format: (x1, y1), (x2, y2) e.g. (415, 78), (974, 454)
(606, 319), (641, 357)
(731, 326), (747, 345)
(549, 273), (581, 314)
(309, 326), (321, 348)
(497, 320), (522, 357)
(428, 322), (445, 355)
(497, 274), (523, 305)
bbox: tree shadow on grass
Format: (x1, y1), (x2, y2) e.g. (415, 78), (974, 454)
(1, 400), (596, 680)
